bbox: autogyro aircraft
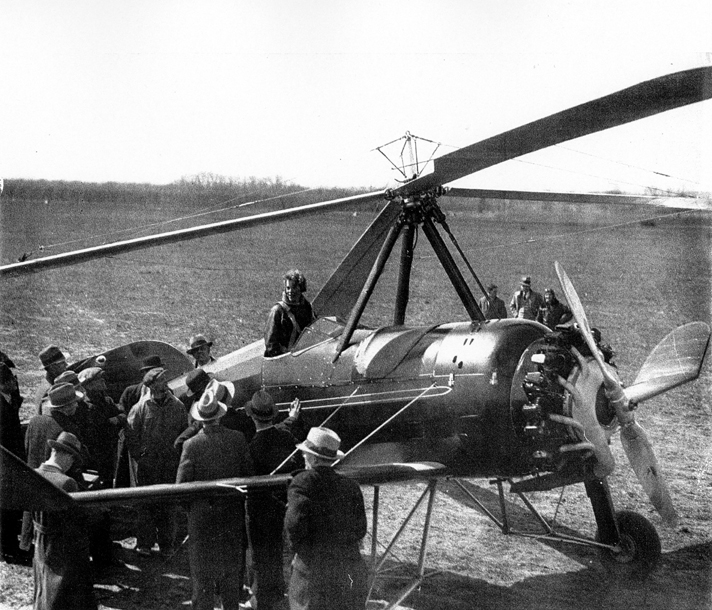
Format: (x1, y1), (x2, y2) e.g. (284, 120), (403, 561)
(1, 67), (711, 597)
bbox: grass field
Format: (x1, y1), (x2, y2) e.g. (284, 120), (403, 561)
(1, 193), (710, 609)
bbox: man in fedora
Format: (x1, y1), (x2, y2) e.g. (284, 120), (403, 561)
(174, 371), (255, 450)
(187, 334), (216, 368)
(510, 275), (545, 320)
(245, 390), (304, 610)
(32, 432), (97, 609)
(34, 345), (68, 415)
(24, 382), (89, 478)
(22, 382), (91, 552)
(285, 427), (368, 610)
(126, 367), (187, 557)
(177, 386), (253, 610)
(118, 354), (166, 415)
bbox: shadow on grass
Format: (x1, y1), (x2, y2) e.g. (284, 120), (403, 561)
(371, 542), (711, 610)
(437, 478), (601, 566)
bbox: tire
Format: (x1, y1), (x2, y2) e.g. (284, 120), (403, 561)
(597, 510), (662, 580)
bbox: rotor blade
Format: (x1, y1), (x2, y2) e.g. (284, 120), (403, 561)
(0, 190), (386, 277)
(626, 322), (711, 403)
(620, 421), (678, 525)
(312, 199), (401, 320)
(393, 67), (712, 197)
(445, 188), (712, 211)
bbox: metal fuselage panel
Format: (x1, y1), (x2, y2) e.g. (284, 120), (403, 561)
(262, 318), (548, 476)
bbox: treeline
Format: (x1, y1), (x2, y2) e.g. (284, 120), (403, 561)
(1, 174), (374, 210)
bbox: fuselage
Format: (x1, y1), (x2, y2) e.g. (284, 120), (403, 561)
(185, 316), (554, 477)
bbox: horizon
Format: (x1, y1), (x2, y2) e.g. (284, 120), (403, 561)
(1, 3), (711, 196)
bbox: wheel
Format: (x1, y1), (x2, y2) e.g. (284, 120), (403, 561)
(597, 510), (662, 580)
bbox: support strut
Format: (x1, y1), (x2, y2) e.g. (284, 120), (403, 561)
(334, 219), (404, 361)
(421, 213), (485, 322)
(393, 222), (416, 325)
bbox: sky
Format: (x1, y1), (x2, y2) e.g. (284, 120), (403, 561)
(1, 1), (711, 196)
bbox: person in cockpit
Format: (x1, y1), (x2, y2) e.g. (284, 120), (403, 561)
(264, 269), (315, 358)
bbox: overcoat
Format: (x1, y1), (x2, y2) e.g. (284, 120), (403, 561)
(32, 464), (96, 610)
(176, 425), (253, 610)
(285, 466), (368, 610)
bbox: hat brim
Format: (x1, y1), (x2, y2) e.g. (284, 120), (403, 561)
(186, 381), (211, 397)
(245, 400), (278, 422)
(47, 439), (83, 464)
(187, 342), (213, 354)
(140, 364), (164, 372)
(296, 441), (345, 460)
(190, 400), (228, 422)
(49, 390), (83, 409)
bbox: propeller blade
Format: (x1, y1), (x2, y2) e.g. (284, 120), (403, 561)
(620, 420), (678, 526)
(554, 261), (612, 378)
(444, 188), (712, 211)
(555, 261), (680, 524)
(394, 67), (712, 198)
(0, 190), (386, 277)
(626, 322), (711, 404)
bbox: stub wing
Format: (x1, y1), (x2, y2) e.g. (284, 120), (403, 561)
(0, 447), (446, 512)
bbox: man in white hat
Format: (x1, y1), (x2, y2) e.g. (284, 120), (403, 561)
(126, 367), (188, 557)
(285, 427), (368, 610)
(32, 431), (97, 609)
(176, 387), (253, 610)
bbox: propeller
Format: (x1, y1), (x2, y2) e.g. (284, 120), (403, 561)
(554, 261), (687, 526)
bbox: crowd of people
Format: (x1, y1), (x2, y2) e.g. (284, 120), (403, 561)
(0, 269), (580, 610)
(0, 269), (371, 610)
(478, 274), (574, 330)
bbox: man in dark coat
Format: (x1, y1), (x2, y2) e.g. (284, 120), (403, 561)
(32, 432), (96, 610)
(245, 391), (304, 610)
(264, 269), (315, 358)
(536, 288), (573, 331)
(34, 345), (68, 415)
(0, 361), (31, 564)
(285, 427), (368, 610)
(21, 382), (91, 553)
(176, 385), (253, 610)
(78, 366), (124, 488)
